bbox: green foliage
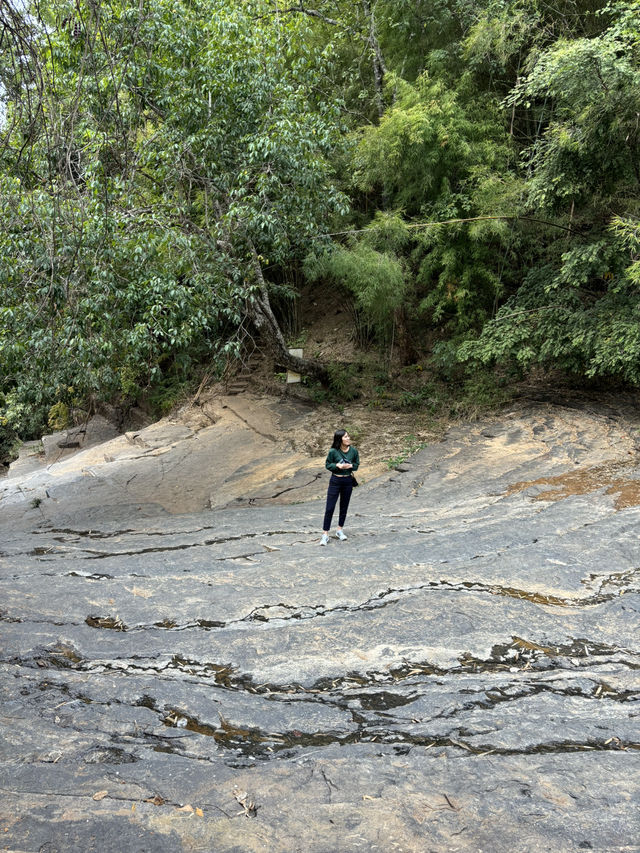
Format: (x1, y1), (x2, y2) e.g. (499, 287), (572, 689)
(146, 377), (191, 418)
(303, 378), (330, 405)
(48, 402), (70, 431)
(306, 242), (406, 345)
(610, 216), (640, 285)
(397, 383), (439, 411)
(459, 1), (640, 381)
(512, 25), (640, 215)
(361, 211), (411, 255)
(457, 370), (513, 414)
(465, 4), (541, 74)
(459, 237), (640, 383)
(0, 0), (347, 439)
(386, 434), (428, 469)
(2, 0), (640, 432)
(392, 364), (511, 418)
(287, 329), (308, 349)
(344, 71), (517, 336)
(327, 363), (361, 401)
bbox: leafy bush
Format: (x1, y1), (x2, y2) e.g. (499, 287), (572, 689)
(459, 231), (640, 384)
(48, 403), (70, 432)
(305, 242), (406, 346)
(327, 363), (361, 401)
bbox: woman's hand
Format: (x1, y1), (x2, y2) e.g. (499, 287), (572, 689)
(338, 461), (352, 469)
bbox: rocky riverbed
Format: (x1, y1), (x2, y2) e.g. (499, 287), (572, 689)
(1, 397), (639, 851)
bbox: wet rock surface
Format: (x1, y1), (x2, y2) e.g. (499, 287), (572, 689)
(1, 400), (639, 851)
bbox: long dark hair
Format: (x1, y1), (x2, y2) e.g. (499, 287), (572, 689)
(331, 429), (348, 450)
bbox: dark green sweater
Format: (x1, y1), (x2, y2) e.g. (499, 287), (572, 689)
(325, 445), (360, 474)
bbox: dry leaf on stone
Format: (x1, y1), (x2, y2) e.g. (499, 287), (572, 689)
(144, 795), (166, 806)
(92, 790), (108, 801)
(233, 786), (258, 817)
(176, 804), (194, 814)
(449, 739), (472, 751)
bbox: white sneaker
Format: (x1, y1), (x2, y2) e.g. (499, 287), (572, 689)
(336, 530), (347, 541)
(320, 534), (329, 546)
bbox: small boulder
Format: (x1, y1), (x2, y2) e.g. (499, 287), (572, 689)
(41, 415), (120, 463)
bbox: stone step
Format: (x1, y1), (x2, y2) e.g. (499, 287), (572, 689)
(225, 355), (263, 394)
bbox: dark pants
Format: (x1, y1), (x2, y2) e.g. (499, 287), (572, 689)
(322, 475), (353, 531)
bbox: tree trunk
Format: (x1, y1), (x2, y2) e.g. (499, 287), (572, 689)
(394, 306), (416, 366)
(248, 249), (329, 384)
(361, 0), (386, 118)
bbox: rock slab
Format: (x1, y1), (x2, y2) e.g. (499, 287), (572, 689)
(0, 400), (639, 852)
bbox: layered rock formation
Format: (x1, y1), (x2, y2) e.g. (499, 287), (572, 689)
(1, 398), (639, 851)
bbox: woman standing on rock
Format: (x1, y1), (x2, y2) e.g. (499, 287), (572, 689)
(320, 429), (359, 545)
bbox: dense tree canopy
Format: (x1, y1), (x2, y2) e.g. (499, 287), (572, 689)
(1, 0), (639, 453)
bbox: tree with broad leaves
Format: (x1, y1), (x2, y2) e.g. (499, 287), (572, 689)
(0, 0), (347, 445)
